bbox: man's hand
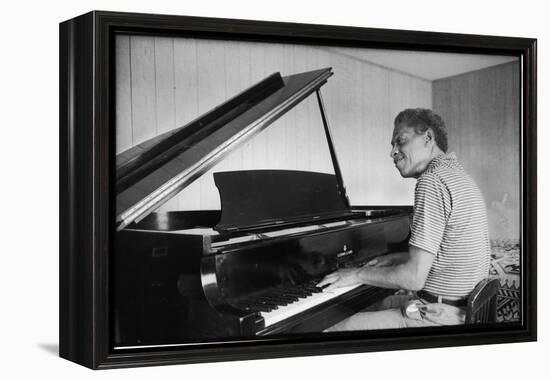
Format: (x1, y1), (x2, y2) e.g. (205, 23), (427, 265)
(317, 267), (362, 292)
(317, 247), (433, 292)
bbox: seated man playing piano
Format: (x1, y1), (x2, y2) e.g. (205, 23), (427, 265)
(319, 108), (490, 330)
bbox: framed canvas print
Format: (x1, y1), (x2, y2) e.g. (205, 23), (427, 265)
(59, 11), (536, 369)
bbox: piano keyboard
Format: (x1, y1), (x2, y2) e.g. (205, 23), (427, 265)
(260, 284), (362, 327)
(231, 281), (363, 328)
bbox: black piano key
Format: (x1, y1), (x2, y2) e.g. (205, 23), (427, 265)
(279, 290), (304, 299)
(292, 287), (312, 297)
(269, 288), (300, 302)
(295, 284), (314, 296)
(302, 279), (320, 288)
(271, 294), (297, 304)
(294, 289), (312, 297)
(262, 291), (296, 303)
(303, 284), (323, 293)
(258, 295), (289, 306)
(251, 303), (275, 312)
(257, 299), (279, 310)
(233, 303), (256, 313)
(273, 295), (298, 304)
(307, 282), (324, 292)
(239, 297), (280, 312)
(238, 303), (272, 313)
(279, 287), (309, 299)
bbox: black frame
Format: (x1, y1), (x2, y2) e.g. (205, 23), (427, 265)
(59, 10), (537, 369)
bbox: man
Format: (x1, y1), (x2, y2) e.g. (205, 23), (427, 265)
(319, 108), (490, 330)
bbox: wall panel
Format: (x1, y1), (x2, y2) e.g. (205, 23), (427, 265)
(115, 35), (132, 152)
(433, 61), (520, 239)
(172, 38), (200, 210)
(129, 36), (157, 145)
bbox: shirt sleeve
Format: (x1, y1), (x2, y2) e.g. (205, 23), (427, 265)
(408, 173), (450, 256)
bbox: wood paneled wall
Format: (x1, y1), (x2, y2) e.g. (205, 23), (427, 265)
(433, 61), (520, 239)
(115, 36), (431, 211)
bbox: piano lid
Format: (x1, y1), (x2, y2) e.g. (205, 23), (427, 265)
(116, 68), (334, 230)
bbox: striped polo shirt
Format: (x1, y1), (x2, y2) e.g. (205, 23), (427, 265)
(409, 153), (490, 298)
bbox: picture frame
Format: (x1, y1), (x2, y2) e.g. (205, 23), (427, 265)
(59, 10), (537, 369)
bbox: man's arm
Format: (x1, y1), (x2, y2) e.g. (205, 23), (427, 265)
(364, 251), (410, 267)
(318, 245), (434, 292)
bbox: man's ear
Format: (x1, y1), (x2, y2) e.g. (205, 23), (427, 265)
(425, 129), (434, 145)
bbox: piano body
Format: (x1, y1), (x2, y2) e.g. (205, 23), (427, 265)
(114, 68), (411, 348)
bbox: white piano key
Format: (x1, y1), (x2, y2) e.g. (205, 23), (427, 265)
(260, 284), (363, 327)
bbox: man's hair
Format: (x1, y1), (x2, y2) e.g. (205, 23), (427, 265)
(394, 108), (448, 152)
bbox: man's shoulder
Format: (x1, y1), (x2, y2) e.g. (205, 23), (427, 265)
(421, 155), (468, 186)
(416, 171), (445, 190)
(414, 170), (455, 206)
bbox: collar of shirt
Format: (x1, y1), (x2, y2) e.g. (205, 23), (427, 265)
(426, 152), (459, 172)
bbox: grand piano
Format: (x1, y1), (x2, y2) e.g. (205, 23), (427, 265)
(114, 68), (411, 348)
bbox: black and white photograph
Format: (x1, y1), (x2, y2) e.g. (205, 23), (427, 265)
(5, 0), (548, 378)
(113, 35), (522, 347)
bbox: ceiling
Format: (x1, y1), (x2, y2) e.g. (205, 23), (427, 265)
(329, 47), (519, 81)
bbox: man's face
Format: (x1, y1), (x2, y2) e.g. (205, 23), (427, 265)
(390, 124), (433, 178)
